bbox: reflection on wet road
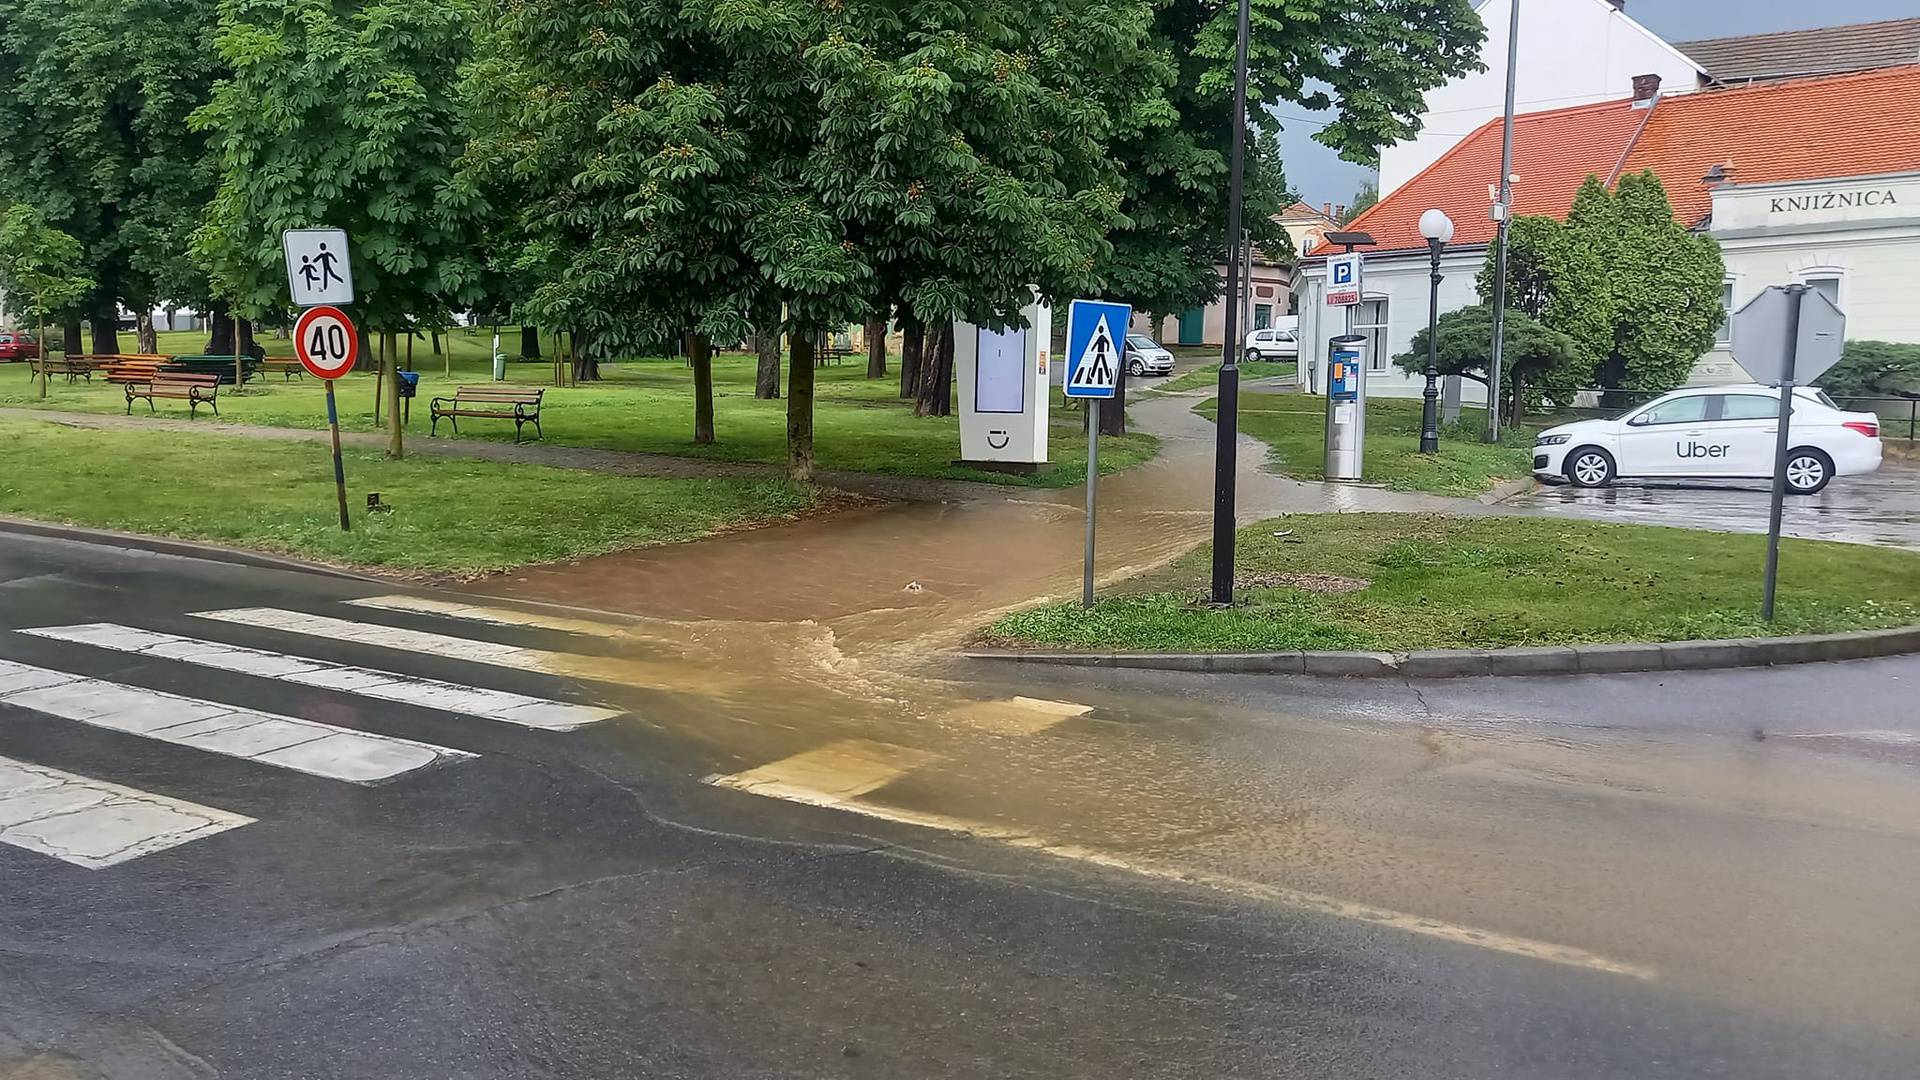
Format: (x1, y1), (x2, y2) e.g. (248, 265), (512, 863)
(1513, 456), (1920, 549)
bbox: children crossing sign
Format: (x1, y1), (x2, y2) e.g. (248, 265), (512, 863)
(1064, 299), (1131, 399)
(282, 227), (355, 307)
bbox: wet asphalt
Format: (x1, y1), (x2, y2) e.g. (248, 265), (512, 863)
(4, 530), (1920, 1078)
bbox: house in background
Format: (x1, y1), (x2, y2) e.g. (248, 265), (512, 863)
(1296, 63), (1920, 400)
(1675, 18), (1920, 84)
(1377, 0), (1701, 197)
(1132, 202), (1339, 349)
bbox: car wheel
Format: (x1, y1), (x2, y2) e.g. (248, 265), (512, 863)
(1565, 447), (1615, 488)
(1128, 358), (1145, 376)
(1244, 349), (1261, 363)
(1784, 448), (1833, 494)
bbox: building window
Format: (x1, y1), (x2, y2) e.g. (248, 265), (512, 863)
(1354, 299), (1388, 370)
(1715, 280), (1735, 346)
(1254, 304), (1272, 330)
(1805, 274), (1842, 308)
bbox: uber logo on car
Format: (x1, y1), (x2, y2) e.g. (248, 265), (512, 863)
(1677, 442), (1728, 459)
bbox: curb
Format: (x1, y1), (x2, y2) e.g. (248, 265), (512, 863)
(0, 516), (383, 583)
(963, 625), (1920, 679)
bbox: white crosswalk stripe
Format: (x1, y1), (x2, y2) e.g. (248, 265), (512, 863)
(0, 754), (252, 869)
(0, 658), (472, 783)
(342, 595), (631, 637)
(19, 624), (619, 731)
(190, 607), (729, 692)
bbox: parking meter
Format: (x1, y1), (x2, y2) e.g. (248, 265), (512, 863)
(1324, 334), (1368, 480)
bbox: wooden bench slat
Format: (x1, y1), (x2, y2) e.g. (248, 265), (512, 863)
(430, 386), (545, 443)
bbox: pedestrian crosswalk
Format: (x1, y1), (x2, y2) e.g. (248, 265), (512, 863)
(0, 593), (635, 870)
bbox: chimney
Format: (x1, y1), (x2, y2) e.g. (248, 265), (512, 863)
(1322, 201), (1333, 218)
(1631, 73), (1661, 105)
(1608, 1), (1626, 11)
(1334, 204), (1347, 222)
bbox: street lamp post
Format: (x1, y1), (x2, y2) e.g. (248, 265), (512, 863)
(1417, 209), (1454, 455)
(1207, 0), (1253, 606)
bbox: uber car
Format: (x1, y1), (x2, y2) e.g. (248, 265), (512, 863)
(1533, 384), (1882, 494)
(1124, 334), (1175, 377)
(1242, 325), (1299, 362)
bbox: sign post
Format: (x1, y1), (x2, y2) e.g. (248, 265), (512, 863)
(294, 305), (362, 532)
(1064, 299), (1129, 608)
(1729, 284), (1847, 620)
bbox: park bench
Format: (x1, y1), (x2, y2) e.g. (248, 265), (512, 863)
(430, 385), (544, 443)
(168, 354), (258, 385)
(103, 355), (171, 384)
(26, 355), (105, 382)
(126, 371), (220, 418)
(259, 357), (306, 380)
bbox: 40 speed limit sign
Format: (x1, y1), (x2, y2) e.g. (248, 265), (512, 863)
(294, 305), (359, 379)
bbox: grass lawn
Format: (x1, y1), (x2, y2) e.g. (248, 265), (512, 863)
(1153, 360), (1295, 394)
(1197, 392), (1534, 497)
(987, 513), (1920, 652)
(0, 419), (819, 575)
(4, 329), (1157, 488)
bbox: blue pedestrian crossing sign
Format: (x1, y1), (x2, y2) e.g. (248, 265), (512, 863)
(1064, 299), (1131, 399)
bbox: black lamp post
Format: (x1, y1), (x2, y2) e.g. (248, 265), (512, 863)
(1417, 208), (1455, 455)
(1207, 0), (1253, 606)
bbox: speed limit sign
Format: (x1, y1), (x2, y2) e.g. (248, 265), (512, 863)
(293, 305), (359, 379)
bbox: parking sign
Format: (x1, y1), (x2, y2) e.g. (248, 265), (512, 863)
(1326, 253), (1363, 306)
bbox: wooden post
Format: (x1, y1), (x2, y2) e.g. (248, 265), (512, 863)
(372, 331), (384, 425)
(36, 312), (47, 401)
(232, 310), (243, 392)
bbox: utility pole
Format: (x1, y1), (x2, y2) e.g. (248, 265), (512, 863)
(1207, 0), (1253, 606)
(1486, 0), (1521, 443)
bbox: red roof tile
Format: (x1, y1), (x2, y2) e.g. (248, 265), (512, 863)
(1622, 64), (1920, 227)
(1311, 64), (1920, 258)
(1310, 98), (1650, 256)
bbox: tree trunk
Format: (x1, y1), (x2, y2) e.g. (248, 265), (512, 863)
(787, 332), (816, 483)
(914, 319), (954, 417)
(135, 311), (157, 355)
(864, 317), (887, 379)
(521, 324), (541, 359)
(898, 317), (923, 399)
(61, 316), (83, 356)
(431, 330), (442, 356)
(89, 303), (121, 356)
(571, 328), (600, 381)
(384, 329), (403, 457)
(688, 331), (716, 445)
(1099, 364), (1128, 437)
(754, 330), (781, 399)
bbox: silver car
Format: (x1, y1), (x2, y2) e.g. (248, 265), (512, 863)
(1125, 334), (1176, 376)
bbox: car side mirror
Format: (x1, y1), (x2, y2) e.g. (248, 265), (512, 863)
(1626, 415), (1649, 427)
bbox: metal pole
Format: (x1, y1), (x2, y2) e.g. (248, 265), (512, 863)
(1761, 284), (1806, 622)
(1208, 0), (1253, 606)
(1084, 398), (1100, 609)
(1486, 0), (1520, 443)
(1421, 238), (1444, 453)
(325, 380), (351, 532)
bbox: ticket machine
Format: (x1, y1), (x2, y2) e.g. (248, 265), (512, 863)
(955, 295), (1052, 473)
(1324, 334), (1368, 480)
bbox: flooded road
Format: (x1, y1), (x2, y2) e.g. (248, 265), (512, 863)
(1513, 454), (1920, 549)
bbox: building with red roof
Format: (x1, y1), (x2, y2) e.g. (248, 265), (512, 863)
(1296, 64), (1920, 399)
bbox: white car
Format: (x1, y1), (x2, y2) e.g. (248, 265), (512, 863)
(1533, 384), (1881, 494)
(1243, 326), (1299, 362)
(1124, 334), (1175, 377)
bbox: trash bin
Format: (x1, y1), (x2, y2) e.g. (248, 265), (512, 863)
(396, 370), (420, 423)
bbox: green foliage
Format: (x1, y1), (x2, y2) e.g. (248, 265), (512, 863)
(194, 0), (485, 329)
(1101, 0), (1484, 319)
(1820, 341), (1920, 398)
(0, 0), (220, 318)
(1393, 304), (1582, 401)
(1343, 182), (1378, 225)
(0, 204), (94, 320)
(1481, 173), (1724, 393)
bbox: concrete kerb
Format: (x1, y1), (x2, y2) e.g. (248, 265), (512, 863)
(0, 516), (384, 583)
(964, 625), (1920, 679)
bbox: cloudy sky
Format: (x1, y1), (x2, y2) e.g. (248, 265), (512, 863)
(1280, 0), (1920, 208)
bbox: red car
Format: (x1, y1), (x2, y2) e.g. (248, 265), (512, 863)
(0, 332), (39, 362)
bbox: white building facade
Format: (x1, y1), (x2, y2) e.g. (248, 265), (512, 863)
(1378, 0), (1701, 196)
(1701, 171), (1920, 382)
(1293, 246), (1491, 401)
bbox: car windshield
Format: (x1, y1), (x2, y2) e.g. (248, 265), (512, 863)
(1125, 335), (1157, 349)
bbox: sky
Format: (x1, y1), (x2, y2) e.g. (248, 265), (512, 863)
(1279, 0), (1920, 209)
